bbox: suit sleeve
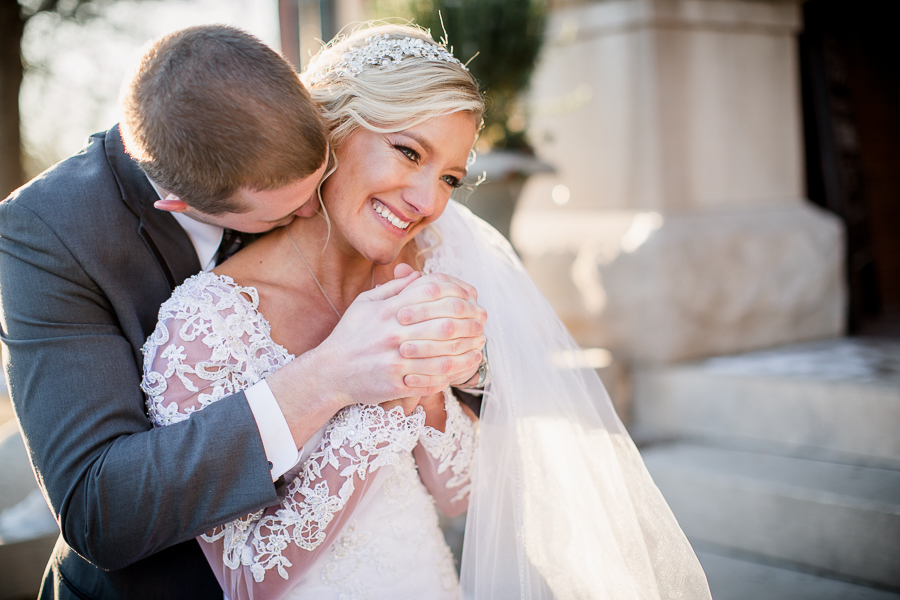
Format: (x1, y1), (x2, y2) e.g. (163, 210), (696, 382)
(0, 200), (281, 570)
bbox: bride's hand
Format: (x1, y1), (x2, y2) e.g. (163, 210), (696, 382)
(391, 266), (487, 391)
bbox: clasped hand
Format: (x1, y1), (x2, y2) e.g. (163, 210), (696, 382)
(319, 263), (487, 409)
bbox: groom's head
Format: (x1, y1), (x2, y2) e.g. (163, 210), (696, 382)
(120, 25), (329, 232)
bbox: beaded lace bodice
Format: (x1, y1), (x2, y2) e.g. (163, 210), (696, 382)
(141, 272), (476, 600)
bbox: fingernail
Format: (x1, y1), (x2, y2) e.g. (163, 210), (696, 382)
(399, 309), (412, 323)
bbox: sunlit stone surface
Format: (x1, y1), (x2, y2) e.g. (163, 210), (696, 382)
(514, 203), (845, 362)
(514, 0), (844, 362)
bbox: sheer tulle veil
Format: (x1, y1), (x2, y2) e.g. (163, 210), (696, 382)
(423, 201), (712, 599)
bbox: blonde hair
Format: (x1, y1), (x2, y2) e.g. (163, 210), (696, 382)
(301, 23), (484, 148)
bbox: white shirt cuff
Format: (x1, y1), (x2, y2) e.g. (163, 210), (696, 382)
(245, 380), (300, 480)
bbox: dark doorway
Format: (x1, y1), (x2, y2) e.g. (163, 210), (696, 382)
(800, 0), (900, 337)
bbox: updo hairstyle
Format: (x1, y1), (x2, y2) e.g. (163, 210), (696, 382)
(300, 24), (484, 149)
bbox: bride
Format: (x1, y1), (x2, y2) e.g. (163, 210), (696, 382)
(142, 24), (712, 600)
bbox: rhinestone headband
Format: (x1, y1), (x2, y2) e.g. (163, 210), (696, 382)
(305, 34), (466, 87)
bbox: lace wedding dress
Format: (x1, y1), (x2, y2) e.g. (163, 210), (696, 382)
(141, 271), (477, 600)
(142, 200), (712, 600)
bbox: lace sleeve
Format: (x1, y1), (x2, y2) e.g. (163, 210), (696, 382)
(201, 404), (424, 600)
(141, 273), (425, 600)
(413, 389), (478, 517)
(141, 273), (294, 426)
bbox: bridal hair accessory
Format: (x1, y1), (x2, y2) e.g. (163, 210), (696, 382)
(306, 34), (466, 87)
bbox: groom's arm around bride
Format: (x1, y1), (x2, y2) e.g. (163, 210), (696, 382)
(0, 26), (485, 600)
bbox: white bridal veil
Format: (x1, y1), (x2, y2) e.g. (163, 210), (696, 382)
(426, 201), (712, 600)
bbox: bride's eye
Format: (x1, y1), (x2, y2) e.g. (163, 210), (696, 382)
(395, 145), (420, 163)
(442, 174), (463, 188)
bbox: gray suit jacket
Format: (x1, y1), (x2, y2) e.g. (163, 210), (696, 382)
(0, 126), (282, 599)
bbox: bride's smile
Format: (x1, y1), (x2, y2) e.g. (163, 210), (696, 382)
(320, 111), (477, 266)
(371, 199), (411, 230)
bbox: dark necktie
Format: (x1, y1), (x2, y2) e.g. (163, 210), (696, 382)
(214, 229), (245, 266)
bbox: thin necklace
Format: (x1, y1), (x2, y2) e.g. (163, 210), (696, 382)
(285, 225), (374, 318)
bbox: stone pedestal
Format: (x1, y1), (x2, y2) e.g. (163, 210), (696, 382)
(514, 203), (844, 362)
(513, 0), (846, 362)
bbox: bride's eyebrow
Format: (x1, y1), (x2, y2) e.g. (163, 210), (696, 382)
(400, 131), (467, 175)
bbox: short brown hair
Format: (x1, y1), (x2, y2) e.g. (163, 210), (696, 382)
(120, 25), (328, 214)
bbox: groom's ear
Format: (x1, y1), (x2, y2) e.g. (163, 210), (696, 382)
(154, 194), (189, 213)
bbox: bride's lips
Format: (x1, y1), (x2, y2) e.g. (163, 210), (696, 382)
(371, 199), (413, 231)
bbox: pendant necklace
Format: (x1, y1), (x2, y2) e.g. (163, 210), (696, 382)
(285, 225), (374, 318)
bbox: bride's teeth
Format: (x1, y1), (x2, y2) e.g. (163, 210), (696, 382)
(372, 201), (411, 229)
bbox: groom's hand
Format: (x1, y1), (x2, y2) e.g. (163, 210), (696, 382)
(266, 265), (485, 447)
(360, 266), (486, 393)
(272, 266), (482, 399)
(390, 265), (487, 390)
(386, 263), (487, 388)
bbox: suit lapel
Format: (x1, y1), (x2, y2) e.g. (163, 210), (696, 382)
(105, 125), (201, 290)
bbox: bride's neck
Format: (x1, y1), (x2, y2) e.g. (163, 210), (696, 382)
(282, 214), (380, 309)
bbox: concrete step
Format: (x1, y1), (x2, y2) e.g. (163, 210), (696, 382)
(641, 442), (900, 589)
(695, 545), (900, 600)
(632, 338), (900, 467)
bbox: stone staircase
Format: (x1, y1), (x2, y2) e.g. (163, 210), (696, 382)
(632, 338), (900, 599)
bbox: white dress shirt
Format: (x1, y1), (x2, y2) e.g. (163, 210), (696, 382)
(148, 178), (300, 479)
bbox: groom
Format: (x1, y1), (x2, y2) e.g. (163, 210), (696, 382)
(0, 26), (485, 600)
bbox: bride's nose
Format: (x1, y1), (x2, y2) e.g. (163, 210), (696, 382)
(402, 175), (440, 217)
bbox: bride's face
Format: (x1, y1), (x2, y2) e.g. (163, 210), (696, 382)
(321, 111), (477, 264)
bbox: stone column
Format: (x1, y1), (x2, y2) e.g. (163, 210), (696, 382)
(513, 0), (845, 363)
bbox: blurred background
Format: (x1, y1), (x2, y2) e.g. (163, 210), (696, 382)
(0, 0), (898, 598)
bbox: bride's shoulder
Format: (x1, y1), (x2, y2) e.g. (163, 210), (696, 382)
(144, 271), (276, 362)
(159, 271), (261, 317)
